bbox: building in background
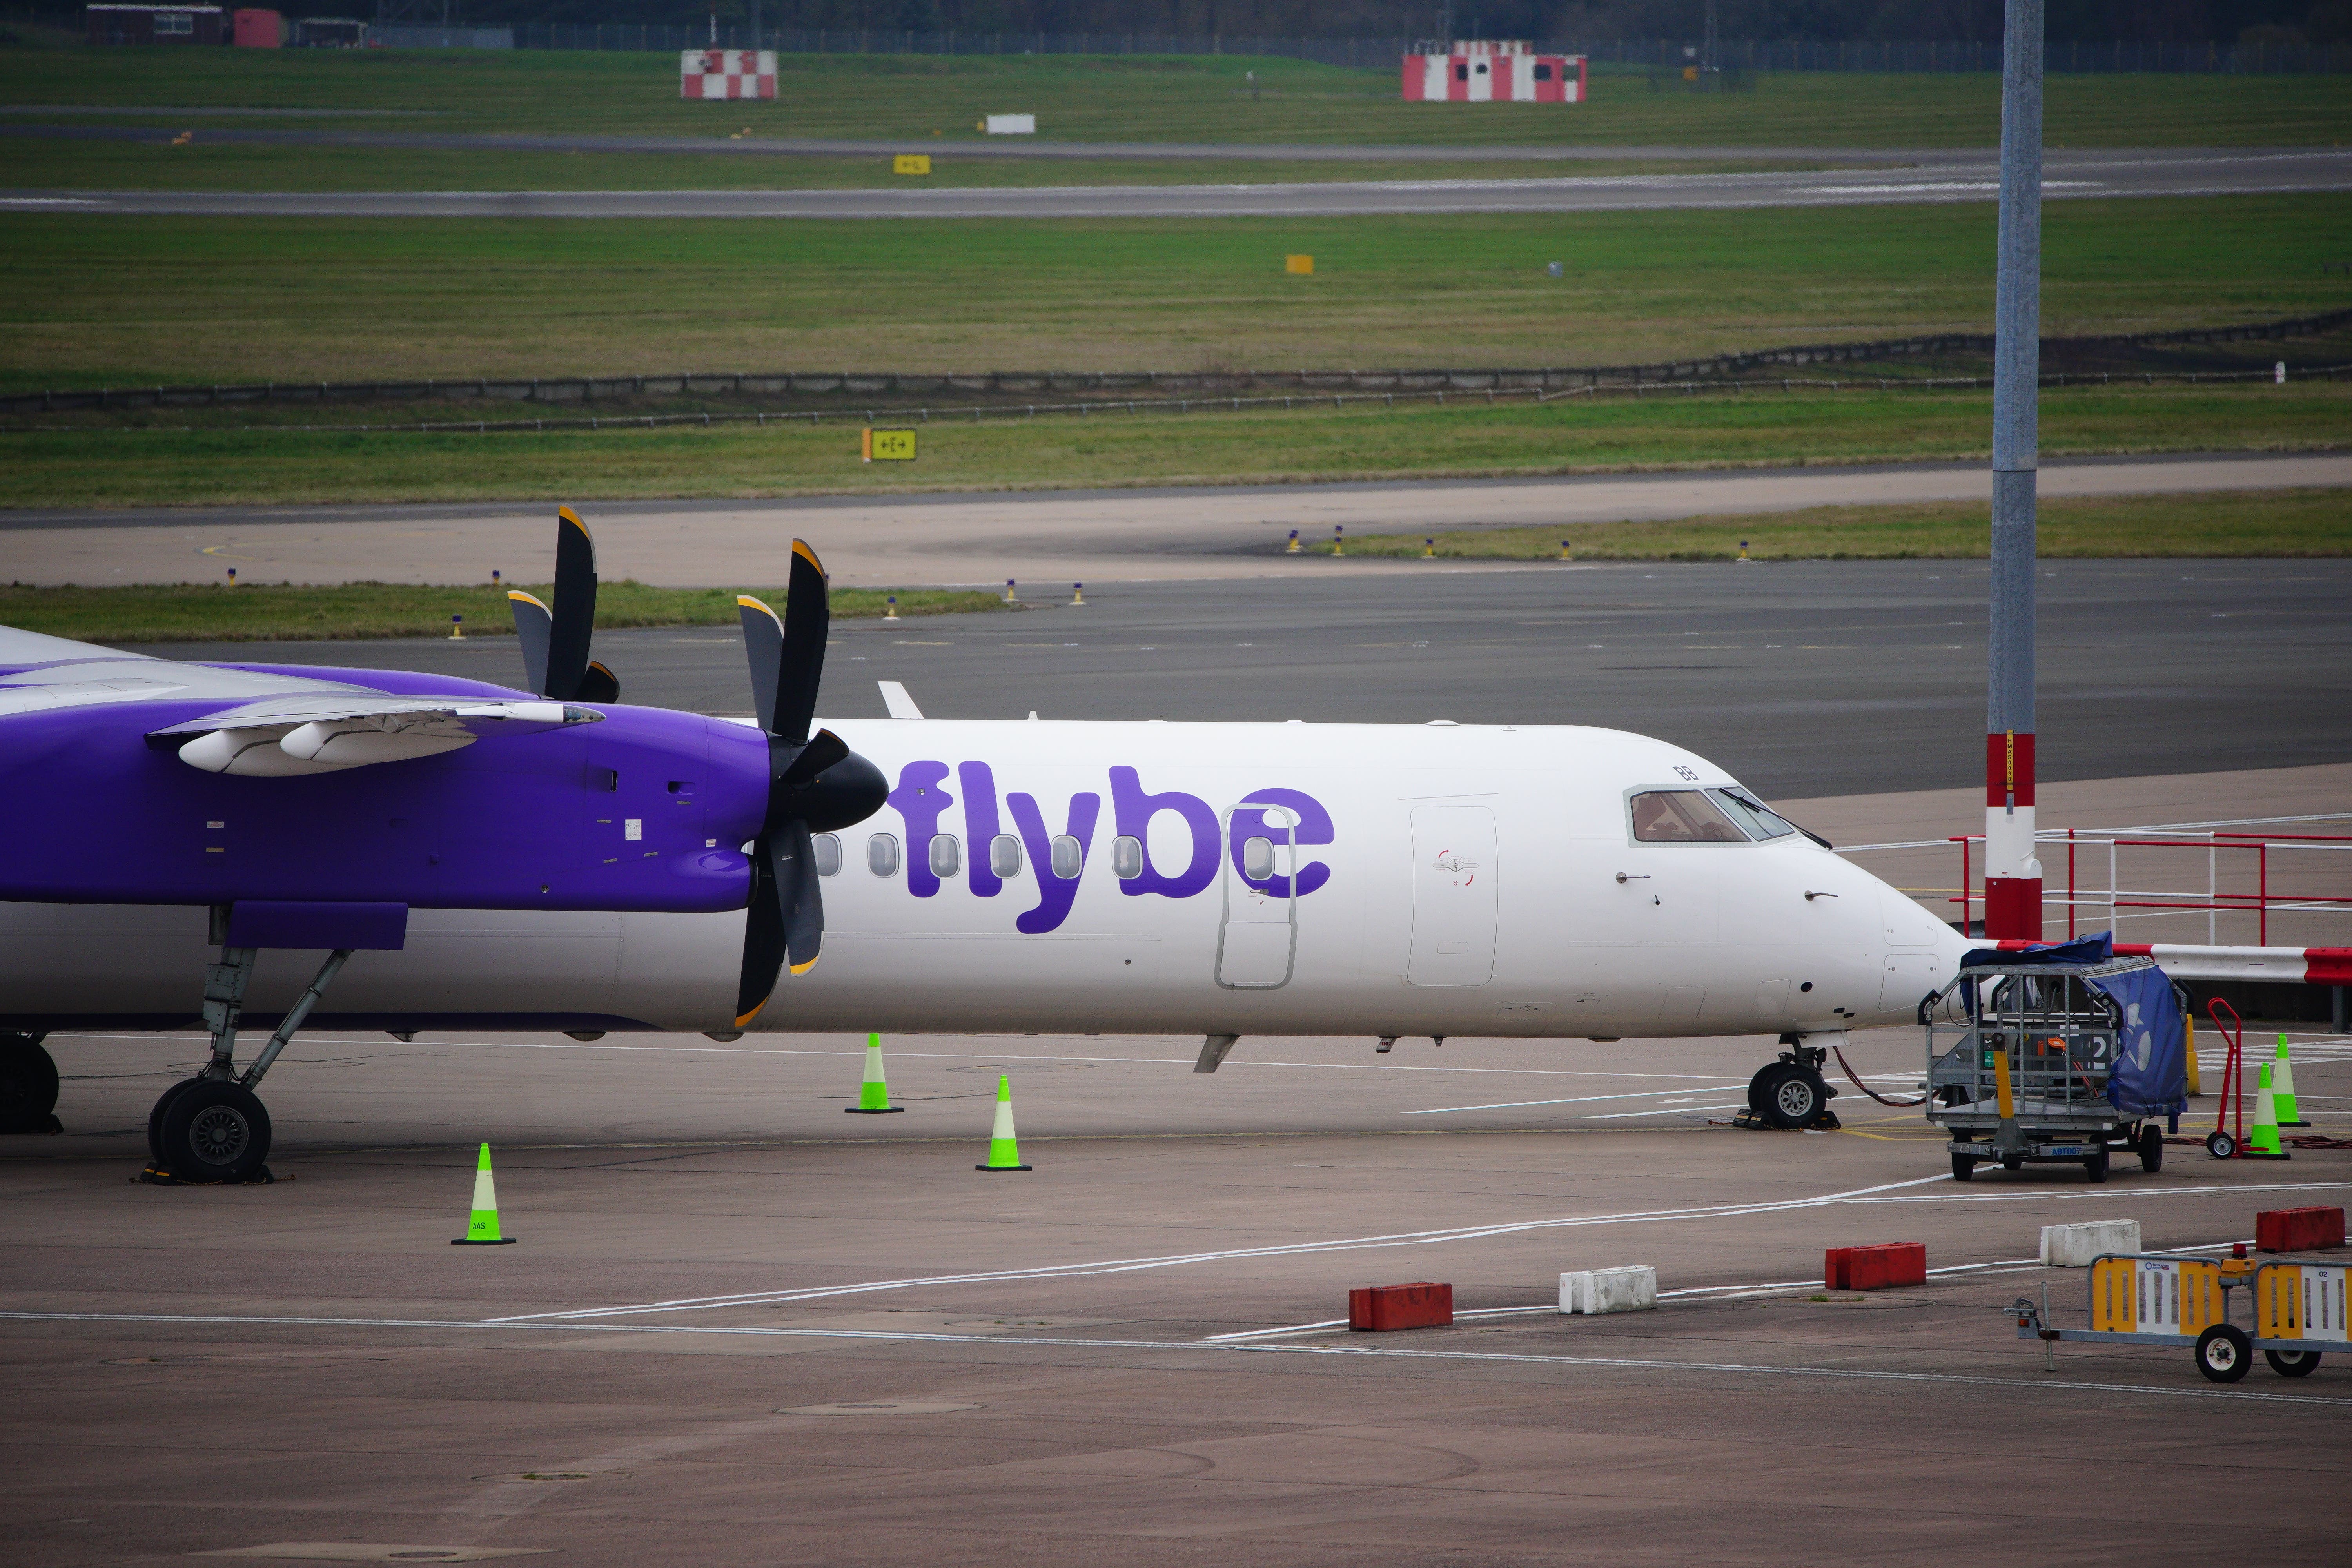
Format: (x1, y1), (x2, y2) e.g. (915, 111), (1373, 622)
(85, 3), (225, 44)
(1402, 40), (1586, 102)
(291, 15), (366, 45)
(231, 7), (283, 45)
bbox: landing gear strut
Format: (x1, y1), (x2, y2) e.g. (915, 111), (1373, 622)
(143, 919), (352, 1185)
(0, 1031), (61, 1135)
(1738, 1036), (1842, 1131)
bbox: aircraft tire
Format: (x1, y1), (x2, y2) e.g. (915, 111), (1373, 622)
(1746, 1064), (1777, 1112)
(1756, 1063), (1824, 1130)
(146, 1077), (208, 1163)
(155, 1080), (271, 1184)
(0, 1033), (60, 1134)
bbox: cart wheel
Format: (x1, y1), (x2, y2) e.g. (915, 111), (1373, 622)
(2138, 1124), (2164, 1174)
(1950, 1153), (1976, 1183)
(2001, 1157), (2021, 1172)
(2206, 1130), (2238, 1160)
(2265, 1348), (2321, 1378)
(2083, 1144), (2110, 1183)
(2195, 1324), (2252, 1383)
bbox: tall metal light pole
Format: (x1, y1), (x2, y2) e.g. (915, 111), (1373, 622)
(1984, 0), (2043, 939)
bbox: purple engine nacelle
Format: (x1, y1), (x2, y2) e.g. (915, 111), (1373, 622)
(0, 664), (772, 913)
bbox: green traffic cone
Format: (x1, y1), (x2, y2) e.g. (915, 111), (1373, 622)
(2249, 1063), (2286, 1157)
(845, 1032), (904, 1114)
(452, 1142), (517, 1245)
(976, 1074), (1030, 1172)
(2273, 1035), (2307, 1127)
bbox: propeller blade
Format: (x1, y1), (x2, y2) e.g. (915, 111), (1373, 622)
(736, 594), (785, 735)
(779, 820), (824, 976)
(575, 660), (621, 706)
(732, 822), (823, 1026)
(772, 540), (830, 744)
(733, 835), (785, 1026)
(777, 728), (849, 793)
(544, 505), (599, 702)
(506, 591), (552, 697)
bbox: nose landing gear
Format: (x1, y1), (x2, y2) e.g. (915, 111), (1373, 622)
(1736, 1037), (1842, 1131)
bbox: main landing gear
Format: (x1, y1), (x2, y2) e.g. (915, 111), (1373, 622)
(144, 926), (353, 1185)
(0, 1031), (62, 1135)
(1737, 1036), (1842, 1131)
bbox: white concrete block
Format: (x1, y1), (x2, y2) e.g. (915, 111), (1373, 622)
(1588, 1264), (1657, 1314)
(1562, 1265), (1656, 1314)
(984, 114), (1036, 134)
(2040, 1219), (2141, 1267)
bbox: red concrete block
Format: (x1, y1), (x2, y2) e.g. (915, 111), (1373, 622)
(1348, 1281), (1454, 1332)
(2256, 1207), (2347, 1253)
(1825, 1243), (1926, 1291)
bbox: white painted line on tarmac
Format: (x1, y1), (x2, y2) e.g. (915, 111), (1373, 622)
(1404, 1085), (1745, 1114)
(48, 1031), (1744, 1081)
(1240, 1343), (2352, 1407)
(479, 1172), (1958, 1325)
(2, 1310), (2339, 1408)
(1587, 1102), (1747, 1119)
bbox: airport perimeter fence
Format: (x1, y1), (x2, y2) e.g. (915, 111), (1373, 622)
(14, 307), (2348, 419)
(492, 25), (2352, 75)
(13, 361), (2347, 439)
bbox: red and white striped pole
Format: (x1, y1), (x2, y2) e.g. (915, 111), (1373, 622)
(1984, 0), (2043, 940)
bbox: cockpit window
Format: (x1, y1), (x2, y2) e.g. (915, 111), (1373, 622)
(1709, 787), (1797, 840)
(1630, 789), (1747, 842)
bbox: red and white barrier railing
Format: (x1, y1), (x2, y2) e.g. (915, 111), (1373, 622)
(1948, 825), (2352, 947)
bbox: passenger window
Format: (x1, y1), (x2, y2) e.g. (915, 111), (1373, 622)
(1050, 834), (1084, 879)
(990, 834), (1022, 879)
(929, 835), (961, 878)
(1708, 788), (1796, 840)
(812, 833), (841, 877)
(1112, 835), (1144, 879)
(1630, 789), (1746, 843)
(1243, 836), (1276, 881)
(867, 833), (900, 876)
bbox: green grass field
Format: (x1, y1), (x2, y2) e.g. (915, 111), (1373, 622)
(1347, 488), (2352, 560)
(5, 196), (2346, 394)
(0, 580), (1005, 643)
(5, 382), (2343, 509)
(2, 47), (2345, 147)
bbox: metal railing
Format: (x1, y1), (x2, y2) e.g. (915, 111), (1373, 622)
(490, 28), (2352, 74)
(1949, 827), (2352, 945)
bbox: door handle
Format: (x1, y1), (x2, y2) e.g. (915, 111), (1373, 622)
(1615, 872), (1651, 884)
(1804, 889), (1839, 901)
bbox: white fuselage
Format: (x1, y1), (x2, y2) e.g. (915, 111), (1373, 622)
(0, 720), (1966, 1042)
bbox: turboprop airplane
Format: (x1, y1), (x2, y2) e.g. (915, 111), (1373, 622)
(0, 512), (1968, 1182)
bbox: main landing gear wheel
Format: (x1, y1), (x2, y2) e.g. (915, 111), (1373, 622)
(2083, 1144), (2110, 1184)
(2195, 1324), (2252, 1383)
(146, 1077), (209, 1163)
(2266, 1347), (2321, 1378)
(0, 1033), (60, 1134)
(154, 1079), (271, 1184)
(2138, 1125), (2165, 1174)
(1754, 1062), (1831, 1130)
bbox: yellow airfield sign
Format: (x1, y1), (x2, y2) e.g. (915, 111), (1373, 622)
(862, 427), (917, 462)
(893, 154), (931, 175)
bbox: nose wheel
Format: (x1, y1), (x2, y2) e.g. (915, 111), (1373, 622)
(1742, 1041), (1841, 1130)
(150, 1079), (273, 1185)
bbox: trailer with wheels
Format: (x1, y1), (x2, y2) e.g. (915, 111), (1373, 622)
(2014, 1252), (2348, 1382)
(1921, 936), (2186, 1183)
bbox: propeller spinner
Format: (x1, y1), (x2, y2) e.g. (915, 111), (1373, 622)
(508, 506), (621, 704)
(732, 540), (887, 1024)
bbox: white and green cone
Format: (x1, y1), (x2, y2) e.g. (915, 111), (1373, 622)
(453, 1142), (517, 1245)
(976, 1074), (1030, 1172)
(846, 1032), (903, 1114)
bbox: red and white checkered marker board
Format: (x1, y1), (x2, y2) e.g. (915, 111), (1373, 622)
(680, 49), (776, 100)
(1402, 49), (1584, 103)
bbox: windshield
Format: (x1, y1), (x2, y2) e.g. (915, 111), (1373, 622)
(1710, 788), (1797, 840)
(1630, 790), (1747, 842)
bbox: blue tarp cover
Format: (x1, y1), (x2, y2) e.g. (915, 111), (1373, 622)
(1959, 933), (2187, 1118)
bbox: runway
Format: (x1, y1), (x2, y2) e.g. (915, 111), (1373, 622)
(5, 451), (2343, 591)
(129, 559), (2352, 801)
(4, 145), (2345, 218)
